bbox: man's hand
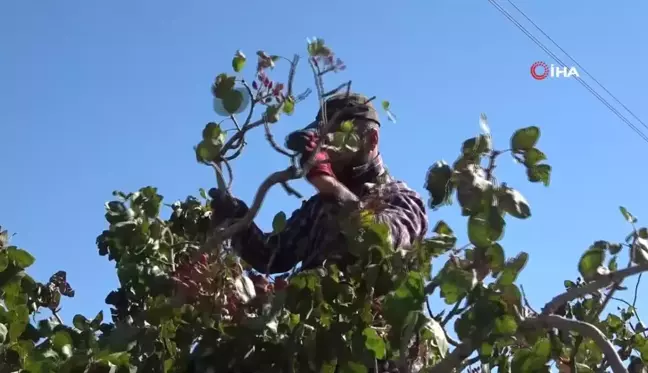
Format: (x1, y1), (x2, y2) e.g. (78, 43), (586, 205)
(285, 129), (319, 154)
(285, 129), (337, 182)
(208, 188), (248, 226)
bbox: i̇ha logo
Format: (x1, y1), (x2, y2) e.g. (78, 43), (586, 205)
(530, 61), (580, 80)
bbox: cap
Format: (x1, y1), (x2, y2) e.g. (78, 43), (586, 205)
(303, 92), (381, 131)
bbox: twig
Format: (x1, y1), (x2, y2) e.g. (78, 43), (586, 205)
(441, 298), (465, 326)
(52, 310), (63, 325)
(541, 262), (648, 315)
(322, 81), (352, 98)
(280, 182), (303, 199)
(459, 356), (481, 372)
(263, 120), (293, 157)
(286, 54), (299, 97)
(485, 150), (500, 180)
(426, 298), (434, 318)
(632, 273), (642, 309)
(520, 285), (539, 315)
(220, 118), (265, 158)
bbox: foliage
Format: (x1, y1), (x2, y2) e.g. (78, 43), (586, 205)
(2, 40), (648, 373)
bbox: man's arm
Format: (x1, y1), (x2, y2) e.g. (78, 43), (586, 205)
(309, 175), (359, 203)
(311, 176), (428, 251)
(370, 184), (429, 250)
(230, 198), (320, 274)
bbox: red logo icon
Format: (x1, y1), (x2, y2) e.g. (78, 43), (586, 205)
(530, 61), (549, 80)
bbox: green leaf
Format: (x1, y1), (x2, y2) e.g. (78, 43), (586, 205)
(381, 100), (390, 111)
(272, 211), (287, 233)
(524, 148), (546, 167)
(383, 272), (426, 324)
(52, 331), (73, 357)
(362, 327), (386, 359)
(462, 135), (492, 156)
(232, 54), (246, 72)
(424, 161), (454, 209)
(532, 337), (551, 360)
(494, 315), (518, 335)
(7, 247), (35, 269)
(480, 342), (494, 362)
(38, 317), (59, 337)
(485, 244), (505, 275)
(439, 267), (476, 304)
(282, 98), (295, 115)
(526, 164), (551, 186)
(202, 122), (224, 143)
(8, 304), (29, 342)
(90, 311), (104, 330)
(511, 126), (540, 151)
(620, 206), (637, 223)
(195, 140), (221, 163)
(498, 186), (531, 219)
(578, 247), (605, 280)
(222, 89), (244, 114)
(496, 252), (529, 286)
(468, 211), (505, 248)
(73, 314), (89, 331)
(212, 73), (236, 99)
(433, 220), (453, 235)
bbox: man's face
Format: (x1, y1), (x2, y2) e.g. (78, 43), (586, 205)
(326, 117), (378, 177)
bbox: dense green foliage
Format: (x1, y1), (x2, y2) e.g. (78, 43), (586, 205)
(1, 40), (648, 373)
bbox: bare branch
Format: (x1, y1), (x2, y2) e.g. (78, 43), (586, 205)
(541, 262), (648, 315)
(280, 182), (303, 199)
(222, 159), (234, 190)
(286, 54), (299, 97)
(211, 161), (228, 191)
(632, 272), (642, 309)
(263, 120), (293, 157)
(201, 167), (299, 253)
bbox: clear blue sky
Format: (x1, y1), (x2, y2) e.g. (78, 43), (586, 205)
(1, 1), (647, 325)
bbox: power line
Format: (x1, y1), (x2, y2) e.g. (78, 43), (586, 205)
(504, 0), (648, 133)
(487, 0), (648, 144)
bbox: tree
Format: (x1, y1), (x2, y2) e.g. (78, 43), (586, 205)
(1, 39), (648, 373)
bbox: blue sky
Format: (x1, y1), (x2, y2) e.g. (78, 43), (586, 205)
(1, 0), (647, 327)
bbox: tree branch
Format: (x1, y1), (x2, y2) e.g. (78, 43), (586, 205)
(527, 315), (627, 373)
(541, 262), (648, 315)
(427, 340), (475, 373)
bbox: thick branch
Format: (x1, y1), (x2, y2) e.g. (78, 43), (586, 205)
(201, 167), (299, 252)
(541, 262), (648, 315)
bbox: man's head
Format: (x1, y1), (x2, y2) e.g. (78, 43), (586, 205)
(314, 93), (381, 174)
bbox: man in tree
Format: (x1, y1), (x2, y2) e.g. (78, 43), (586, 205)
(209, 93), (429, 273)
